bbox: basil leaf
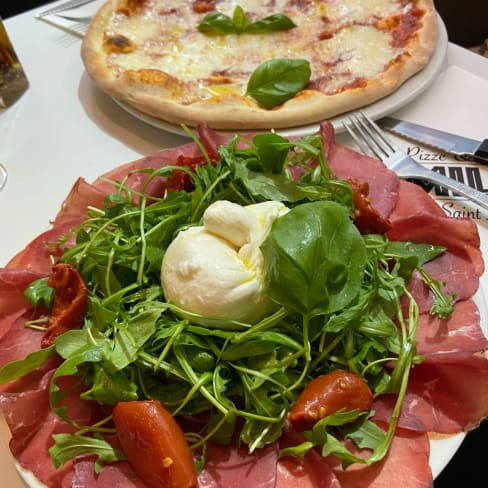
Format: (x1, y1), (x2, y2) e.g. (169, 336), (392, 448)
(232, 5), (250, 33)
(237, 167), (310, 202)
(261, 201), (366, 317)
(246, 58), (311, 109)
(198, 7), (296, 36)
(253, 132), (291, 173)
(245, 14), (297, 33)
(198, 12), (236, 35)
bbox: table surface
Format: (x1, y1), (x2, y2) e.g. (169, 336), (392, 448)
(1, 2), (488, 487)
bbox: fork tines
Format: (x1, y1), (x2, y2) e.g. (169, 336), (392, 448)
(343, 112), (396, 161)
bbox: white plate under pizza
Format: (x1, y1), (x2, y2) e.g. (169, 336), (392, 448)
(81, 0), (443, 132)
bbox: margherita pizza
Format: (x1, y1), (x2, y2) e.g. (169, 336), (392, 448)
(82, 0), (438, 130)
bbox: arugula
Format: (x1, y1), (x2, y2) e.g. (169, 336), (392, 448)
(0, 129), (455, 472)
(281, 410), (386, 468)
(23, 276), (54, 309)
(198, 6), (296, 36)
(246, 58), (311, 109)
(49, 433), (126, 473)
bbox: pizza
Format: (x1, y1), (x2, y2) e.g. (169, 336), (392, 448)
(81, 0), (438, 130)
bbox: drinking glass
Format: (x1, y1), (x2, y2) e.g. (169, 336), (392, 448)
(0, 18), (29, 108)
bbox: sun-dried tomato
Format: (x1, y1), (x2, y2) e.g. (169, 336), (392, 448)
(41, 263), (87, 348)
(167, 155), (213, 192)
(348, 178), (392, 234)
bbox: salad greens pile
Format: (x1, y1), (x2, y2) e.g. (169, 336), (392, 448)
(0, 130), (454, 472)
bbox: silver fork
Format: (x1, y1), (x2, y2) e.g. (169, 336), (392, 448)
(343, 112), (488, 212)
(35, 0), (95, 18)
(65, 19), (90, 35)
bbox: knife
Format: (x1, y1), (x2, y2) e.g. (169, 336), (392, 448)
(377, 116), (488, 165)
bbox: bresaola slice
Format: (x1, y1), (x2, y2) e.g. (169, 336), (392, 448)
(320, 122), (400, 219)
(198, 442), (279, 488)
(330, 427), (433, 488)
(0, 122), (487, 488)
(415, 299), (488, 358)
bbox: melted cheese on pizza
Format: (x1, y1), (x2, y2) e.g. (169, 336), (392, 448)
(101, 0), (424, 103)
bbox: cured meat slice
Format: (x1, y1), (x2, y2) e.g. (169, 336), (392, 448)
(389, 180), (445, 220)
(276, 454), (341, 488)
(0, 369), (53, 455)
(93, 135), (208, 198)
(320, 122), (399, 219)
(72, 459), (147, 487)
(5, 220), (79, 275)
(0, 269), (44, 320)
(373, 353), (488, 434)
(0, 309), (44, 369)
(387, 180), (483, 311)
(53, 177), (107, 226)
(372, 298), (488, 435)
(331, 427), (432, 488)
(277, 427), (342, 488)
(388, 179), (483, 275)
(14, 409), (75, 487)
(415, 299), (488, 358)
(198, 441), (279, 488)
(388, 214), (483, 277)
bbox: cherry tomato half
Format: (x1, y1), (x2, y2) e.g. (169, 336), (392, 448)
(288, 369), (373, 427)
(113, 400), (198, 488)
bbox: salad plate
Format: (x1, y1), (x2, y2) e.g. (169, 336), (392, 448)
(1, 130), (487, 488)
(3, 276), (486, 487)
(111, 16), (448, 139)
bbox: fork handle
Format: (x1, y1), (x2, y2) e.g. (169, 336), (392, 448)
(407, 164), (488, 212)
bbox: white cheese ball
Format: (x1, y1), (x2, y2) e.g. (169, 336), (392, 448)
(161, 200), (289, 324)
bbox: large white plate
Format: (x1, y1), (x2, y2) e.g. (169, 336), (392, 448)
(5, 272), (487, 487)
(4, 200), (488, 488)
(0, 20), (480, 483)
(112, 15), (448, 138)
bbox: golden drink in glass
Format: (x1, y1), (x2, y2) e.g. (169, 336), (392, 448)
(0, 18), (29, 108)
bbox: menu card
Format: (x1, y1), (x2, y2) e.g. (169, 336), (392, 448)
(390, 65), (488, 224)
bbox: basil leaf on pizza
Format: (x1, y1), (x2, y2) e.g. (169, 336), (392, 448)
(198, 6), (296, 35)
(232, 5), (249, 33)
(245, 14), (297, 34)
(246, 58), (311, 109)
(198, 11), (236, 35)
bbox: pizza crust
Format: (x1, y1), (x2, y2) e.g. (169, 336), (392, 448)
(81, 0), (438, 130)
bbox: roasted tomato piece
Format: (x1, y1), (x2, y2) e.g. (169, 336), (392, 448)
(167, 154), (211, 192)
(41, 263), (87, 348)
(288, 369), (373, 427)
(348, 178), (392, 234)
(113, 400), (198, 488)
